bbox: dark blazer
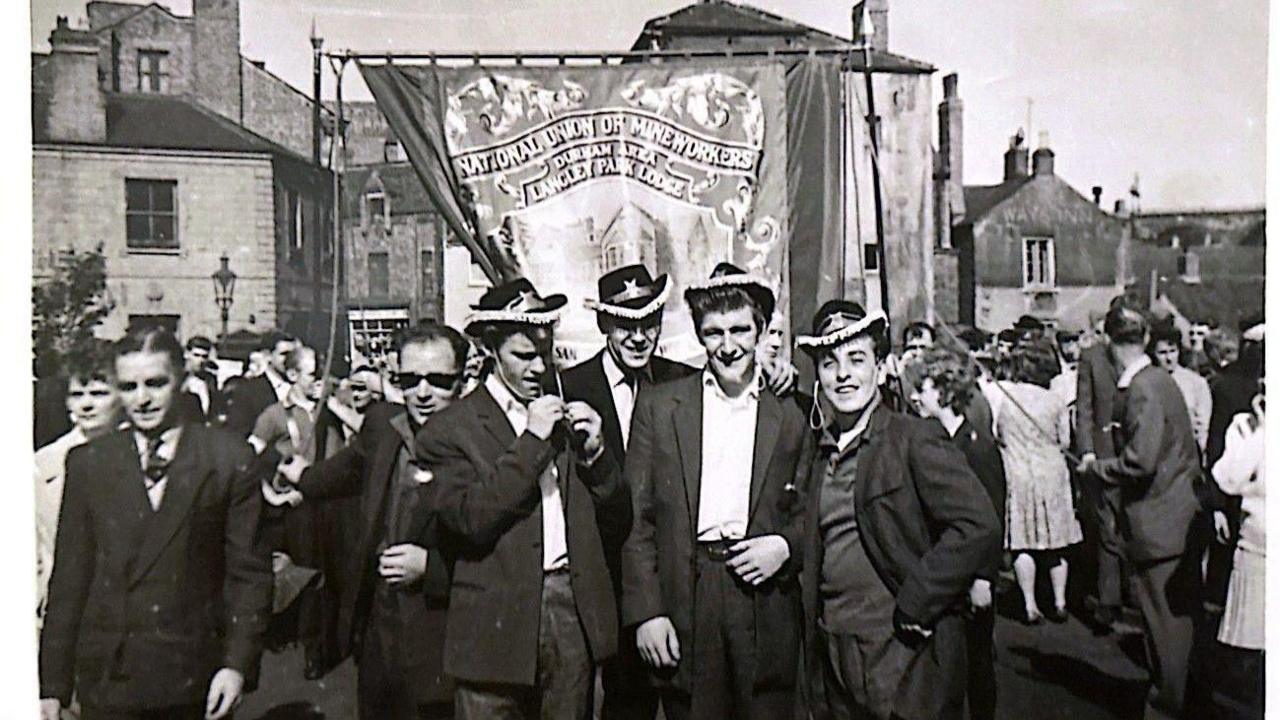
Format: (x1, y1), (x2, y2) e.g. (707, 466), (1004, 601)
(39, 424), (272, 709)
(1095, 365), (1202, 563)
(420, 384), (628, 686)
(800, 405), (1001, 720)
(620, 372), (812, 692)
(1075, 342), (1119, 458)
(297, 401), (451, 702)
(949, 417), (1008, 581)
(224, 375), (278, 437)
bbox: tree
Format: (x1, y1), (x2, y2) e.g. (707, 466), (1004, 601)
(32, 244), (114, 379)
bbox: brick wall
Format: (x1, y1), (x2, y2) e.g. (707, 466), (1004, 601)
(932, 249), (958, 324)
(33, 146), (278, 340)
(343, 210), (443, 321)
(192, 0), (242, 121)
(98, 7), (193, 95)
(242, 59), (316, 159)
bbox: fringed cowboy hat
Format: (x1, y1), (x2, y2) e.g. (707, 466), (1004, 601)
(465, 277), (567, 336)
(583, 264), (670, 320)
(683, 262), (776, 320)
(795, 300), (887, 356)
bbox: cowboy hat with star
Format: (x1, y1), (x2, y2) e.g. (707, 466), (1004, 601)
(683, 262), (776, 320)
(584, 264), (670, 320)
(465, 277), (567, 336)
(795, 299), (888, 355)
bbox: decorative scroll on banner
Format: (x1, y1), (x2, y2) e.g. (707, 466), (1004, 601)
(366, 61), (790, 364)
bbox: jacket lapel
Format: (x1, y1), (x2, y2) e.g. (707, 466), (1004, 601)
(589, 352), (626, 465)
(852, 404), (892, 512)
(672, 385), (703, 529)
(129, 424), (212, 586)
(748, 390), (781, 523)
(475, 386), (518, 448)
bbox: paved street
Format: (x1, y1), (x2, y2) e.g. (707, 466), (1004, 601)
(237, 584), (1156, 720)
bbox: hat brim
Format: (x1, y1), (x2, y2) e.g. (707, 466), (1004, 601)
(585, 276), (670, 320)
(683, 273), (776, 319)
(465, 294), (567, 335)
(795, 310), (888, 355)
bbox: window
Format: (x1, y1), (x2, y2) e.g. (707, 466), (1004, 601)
(384, 139), (406, 163)
(863, 242), (880, 273)
(127, 314), (180, 335)
(1178, 251), (1201, 283)
(365, 188), (387, 228)
(137, 50), (169, 93)
(420, 248), (436, 298)
(126, 179), (178, 250)
(1023, 236), (1055, 288)
(287, 192), (306, 265)
(368, 252), (390, 297)
(348, 308), (409, 366)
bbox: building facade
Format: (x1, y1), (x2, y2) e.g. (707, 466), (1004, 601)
(32, 3), (335, 352)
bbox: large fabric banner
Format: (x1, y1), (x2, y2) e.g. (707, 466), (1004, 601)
(363, 60), (792, 364)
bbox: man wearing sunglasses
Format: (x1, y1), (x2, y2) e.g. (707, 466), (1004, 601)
(420, 278), (628, 720)
(276, 322), (468, 719)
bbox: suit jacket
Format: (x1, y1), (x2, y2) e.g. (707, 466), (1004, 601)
(39, 424), (272, 709)
(950, 418), (1007, 581)
(1075, 343), (1119, 458)
(620, 372), (812, 692)
(297, 401), (451, 701)
(420, 384), (628, 686)
(800, 405), (1001, 720)
(224, 375), (278, 438)
(1095, 365), (1202, 563)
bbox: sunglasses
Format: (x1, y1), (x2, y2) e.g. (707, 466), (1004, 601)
(393, 371), (461, 391)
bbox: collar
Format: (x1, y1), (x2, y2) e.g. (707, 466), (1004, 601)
(265, 368), (290, 395)
(821, 391), (881, 453)
(133, 425), (182, 454)
(701, 366), (762, 403)
(601, 350), (630, 389)
(484, 373), (526, 417)
(1117, 354), (1152, 389)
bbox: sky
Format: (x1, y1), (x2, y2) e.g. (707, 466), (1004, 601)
(30, 0), (1269, 210)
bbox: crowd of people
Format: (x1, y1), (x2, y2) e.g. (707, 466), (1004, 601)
(32, 260), (1264, 720)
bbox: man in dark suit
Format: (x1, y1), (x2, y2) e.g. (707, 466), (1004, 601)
(174, 335), (224, 425)
(622, 264), (812, 719)
(224, 332), (297, 437)
(421, 278), (628, 719)
(1083, 304), (1202, 720)
(1076, 305), (1125, 631)
(40, 327), (272, 720)
(277, 321), (468, 719)
(796, 301), (1000, 720)
(561, 264), (695, 720)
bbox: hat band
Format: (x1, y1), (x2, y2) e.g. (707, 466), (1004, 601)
(604, 284), (659, 305)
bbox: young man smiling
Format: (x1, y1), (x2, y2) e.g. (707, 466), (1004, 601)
(40, 327), (271, 720)
(621, 263), (811, 719)
(795, 301), (999, 720)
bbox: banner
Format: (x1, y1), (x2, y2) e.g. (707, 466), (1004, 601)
(365, 61), (791, 365)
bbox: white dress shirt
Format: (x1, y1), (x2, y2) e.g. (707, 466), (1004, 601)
(183, 374), (211, 414)
(265, 368), (291, 403)
(1169, 365), (1213, 451)
(696, 369), (760, 541)
(484, 375), (569, 571)
(601, 351), (637, 449)
(1116, 354), (1152, 389)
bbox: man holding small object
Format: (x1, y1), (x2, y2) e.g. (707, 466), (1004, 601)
(421, 278), (629, 719)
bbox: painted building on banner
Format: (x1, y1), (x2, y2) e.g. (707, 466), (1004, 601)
(949, 135), (1128, 333)
(31, 4), (335, 350)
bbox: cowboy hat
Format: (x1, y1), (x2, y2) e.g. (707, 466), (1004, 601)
(795, 300), (888, 355)
(583, 264), (670, 320)
(683, 262), (776, 321)
(465, 277), (567, 336)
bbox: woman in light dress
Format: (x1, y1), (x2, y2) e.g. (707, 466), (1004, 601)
(995, 337), (1082, 624)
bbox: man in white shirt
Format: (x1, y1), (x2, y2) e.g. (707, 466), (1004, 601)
(622, 264), (812, 719)
(1150, 324), (1213, 451)
(421, 278), (627, 720)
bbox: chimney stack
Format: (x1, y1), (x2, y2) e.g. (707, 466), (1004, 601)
(938, 73), (965, 220)
(853, 0), (890, 53)
(1003, 130), (1028, 181)
(1091, 186), (1102, 206)
(45, 16), (106, 143)
(193, 0), (242, 122)
(1032, 146), (1055, 176)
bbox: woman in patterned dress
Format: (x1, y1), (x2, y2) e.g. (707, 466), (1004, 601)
(996, 337), (1082, 624)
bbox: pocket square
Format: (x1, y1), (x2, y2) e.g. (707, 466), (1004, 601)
(413, 468), (434, 485)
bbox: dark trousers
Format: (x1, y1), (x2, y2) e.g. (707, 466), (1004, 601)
(454, 570), (593, 720)
(1132, 553), (1200, 720)
(600, 627), (661, 720)
(662, 546), (792, 720)
(1080, 472), (1124, 608)
(1211, 644), (1265, 720)
(80, 705), (205, 720)
(964, 606), (997, 720)
(358, 602), (452, 720)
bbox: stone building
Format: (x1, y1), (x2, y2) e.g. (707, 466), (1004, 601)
(950, 136), (1128, 332)
(32, 3), (334, 350)
(340, 163), (446, 366)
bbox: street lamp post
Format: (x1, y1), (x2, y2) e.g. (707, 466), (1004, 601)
(211, 253), (237, 339)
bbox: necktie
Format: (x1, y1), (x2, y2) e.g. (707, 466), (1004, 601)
(143, 435), (169, 484)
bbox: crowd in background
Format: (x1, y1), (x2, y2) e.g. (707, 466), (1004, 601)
(31, 268), (1264, 720)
